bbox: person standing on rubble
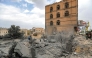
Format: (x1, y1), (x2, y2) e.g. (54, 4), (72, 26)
(28, 35), (36, 58)
(28, 35), (32, 42)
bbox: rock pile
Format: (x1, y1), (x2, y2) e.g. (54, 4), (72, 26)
(0, 31), (92, 58)
(35, 32), (92, 58)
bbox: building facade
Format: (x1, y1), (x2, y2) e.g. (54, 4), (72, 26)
(45, 0), (78, 35)
(20, 29), (28, 37)
(32, 27), (45, 34)
(0, 27), (45, 39)
(0, 27), (8, 36)
(31, 27), (45, 39)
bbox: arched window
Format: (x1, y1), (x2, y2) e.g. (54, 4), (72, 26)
(57, 12), (60, 18)
(65, 11), (69, 16)
(65, 2), (69, 8)
(50, 21), (53, 26)
(57, 5), (60, 10)
(50, 14), (53, 19)
(57, 20), (60, 25)
(50, 7), (53, 12)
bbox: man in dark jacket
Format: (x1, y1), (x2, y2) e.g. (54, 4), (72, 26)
(28, 35), (32, 41)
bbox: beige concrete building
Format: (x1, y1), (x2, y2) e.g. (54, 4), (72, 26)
(32, 27), (45, 34)
(0, 27), (44, 39)
(0, 27), (29, 37)
(31, 27), (45, 39)
(0, 27), (8, 36)
(20, 29), (28, 37)
(20, 28), (45, 38)
(45, 0), (78, 35)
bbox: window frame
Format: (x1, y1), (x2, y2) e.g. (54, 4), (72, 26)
(65, 2), (69, 9)
(50, 14), (53, 19)
(57, 5), (60, 10)
(57, 20), (60, 25)
(65, 11), (69, 17)
(57, 12), (60, 18)
(50, 21), (53, 26)
(50, 7), (53, 12)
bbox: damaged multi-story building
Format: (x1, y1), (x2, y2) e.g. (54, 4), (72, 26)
(45, 0), (78, 35)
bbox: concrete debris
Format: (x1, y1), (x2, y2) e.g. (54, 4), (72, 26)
(36, 32), (92, 58)
(0, 42), (14, 58)
(0, 31), (92, 58)
(72, 35), (92, 57)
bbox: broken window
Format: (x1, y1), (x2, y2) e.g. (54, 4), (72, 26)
(65, 2), (69, 8)
(50, 21), (53, 26)
(50, 14), (53, 19)
(57, 5), (60, 10)
(50, 7), (53, 12)
(65, 11), (69, 16)
(57, 12), (60, 18)
(57, 20), (60, 25)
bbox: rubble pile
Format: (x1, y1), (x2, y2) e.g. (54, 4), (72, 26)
(0, 31), (92, 58)
(0, 42), (14, 57)
(35, 31), (92, 58)
(35, 31), (74, 58)
(0, 39), (20, 58)
(72, 35), (92, 58)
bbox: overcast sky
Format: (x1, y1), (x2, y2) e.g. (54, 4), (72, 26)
(0, 0), (92, 29)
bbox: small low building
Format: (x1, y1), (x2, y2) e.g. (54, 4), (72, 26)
(20, 29), (29, 37)
(31, 27), (45, 39)
(0, 27), (8, 36)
